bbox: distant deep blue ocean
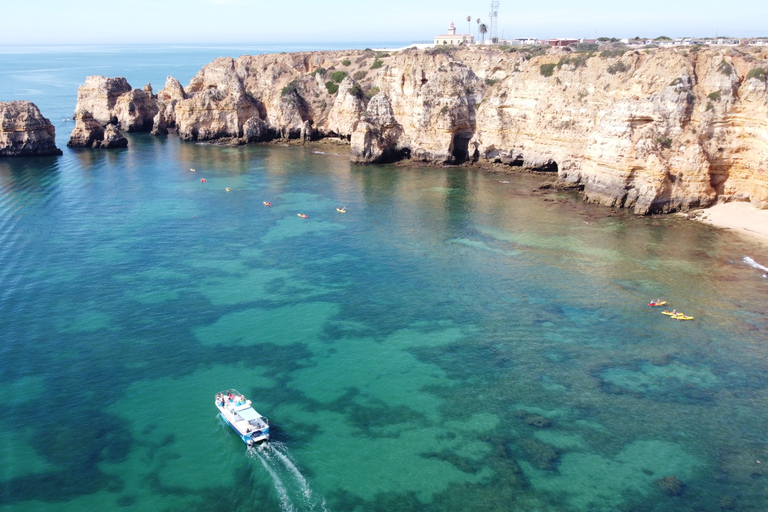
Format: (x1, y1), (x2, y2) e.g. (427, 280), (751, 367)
(1, 44), (768, 512)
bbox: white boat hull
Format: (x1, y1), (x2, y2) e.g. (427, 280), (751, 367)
(215, 391), (270, 445)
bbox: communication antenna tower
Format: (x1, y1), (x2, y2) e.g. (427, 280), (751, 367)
(489, 0), (500, 42)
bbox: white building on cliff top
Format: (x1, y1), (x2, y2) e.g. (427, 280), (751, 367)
(434, 22), (474, 45)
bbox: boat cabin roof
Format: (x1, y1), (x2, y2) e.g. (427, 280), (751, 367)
(237, 407), (261, 421)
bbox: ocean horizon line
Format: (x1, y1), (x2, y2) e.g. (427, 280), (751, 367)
(0, 42), (416, 55)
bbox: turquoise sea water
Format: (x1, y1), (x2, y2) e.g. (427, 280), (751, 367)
(1, 45), (768, 512)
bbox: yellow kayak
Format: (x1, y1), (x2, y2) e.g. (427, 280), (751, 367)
(672, 314), (694, 321)
(661, 310), (677, 316)
(336, 208), (346, 213)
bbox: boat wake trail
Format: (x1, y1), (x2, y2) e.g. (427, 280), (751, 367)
(247, 441), (328, 512)
(743, 256), (768, 276)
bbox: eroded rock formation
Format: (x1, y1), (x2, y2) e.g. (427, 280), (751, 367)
(68, 75), (153, 148)
(0, 101), (62, 156)
(67, 112), (128, 149)
(68, 46), (768, 213)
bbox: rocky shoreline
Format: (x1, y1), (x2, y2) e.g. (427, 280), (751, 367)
(64, 45), (768, 215)
(4, 45), (767, 218)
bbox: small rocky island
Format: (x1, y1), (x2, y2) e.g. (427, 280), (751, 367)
(0, 101), (62, 156)
(67, 45), (768, 214)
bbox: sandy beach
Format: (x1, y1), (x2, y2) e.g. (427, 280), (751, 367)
(691, 202), (768, 246)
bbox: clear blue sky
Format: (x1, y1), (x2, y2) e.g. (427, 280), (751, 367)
(2, 0), (765, 45)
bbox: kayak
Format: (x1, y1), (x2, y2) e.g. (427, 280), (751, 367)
(661, 311), (677, 316)
(336, 208), (346, 213)
(297, 213), (308, 218)
(672, 314), (694, 321)
(263, 201), (271, 206)
(648, 301), (666, 307)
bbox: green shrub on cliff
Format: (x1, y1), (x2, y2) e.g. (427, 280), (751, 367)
(574, 43), (599, 52)
(557, 55), (589, 69)
(657, 136), (673, 149)
(330, 71), (348, 83)
(312, 67), (327, 77)
(427, 46), (454, 55)
(607, 61), (629, 74)
(365, 86), (380, 99)
(600, 48), (626, 58)
(353, 70), (367, 81)
(341, 59), (351, 66)
(348, 83), (364, 99)
(539, 63), (556, 77)
(281, 79), (300, 96)
(670, 77), (684, 87)
(707, 91), (721, 101)
(370, 59), (384, 70)
(325, 81), (339, 94)
(746, 67), (767, 81)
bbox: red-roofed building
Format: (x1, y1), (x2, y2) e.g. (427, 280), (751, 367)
(546, 38), (578, 47)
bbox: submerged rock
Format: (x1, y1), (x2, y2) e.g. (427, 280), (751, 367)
(718, 495), (736, 510)
(0, 101), (62, 156)
(514, 410), (553, 428)
(519, 439), (560, 470)
(657, 475), (685, 496)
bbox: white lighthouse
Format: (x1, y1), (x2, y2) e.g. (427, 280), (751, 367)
(434, 21), (474, 46)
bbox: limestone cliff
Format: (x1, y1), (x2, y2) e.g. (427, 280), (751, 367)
(68, 46), (768, 213)
(0, 101), (62, 157)
(68, 76), (154, 148)
(67, 112), (128, 149)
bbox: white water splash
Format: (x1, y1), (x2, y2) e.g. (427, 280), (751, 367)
(247, 442), (329, 512)
(743, 256), (768, 273)
(251, 447), (295, 512)
(270, 441), (314, 502)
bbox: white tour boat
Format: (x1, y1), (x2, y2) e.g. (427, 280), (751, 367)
(215, 389), (270, 446)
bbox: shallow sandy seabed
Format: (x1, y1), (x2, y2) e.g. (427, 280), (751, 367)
(690, 202), (768, 247)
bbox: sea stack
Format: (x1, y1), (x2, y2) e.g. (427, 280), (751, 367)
(0, 101), (62, 157)
(67, 75), (157, 148)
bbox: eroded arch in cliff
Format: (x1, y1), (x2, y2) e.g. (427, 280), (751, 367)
(450, 130), (473, 163)
(531, 160), (559, 173)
